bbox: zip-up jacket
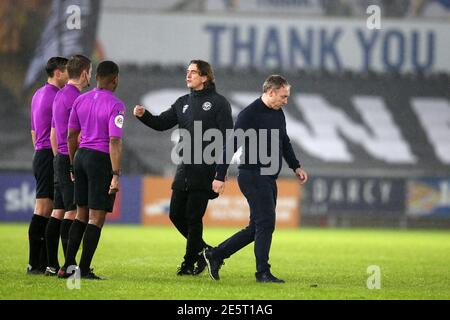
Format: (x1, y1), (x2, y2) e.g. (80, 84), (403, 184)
(137, 84), (233, 194)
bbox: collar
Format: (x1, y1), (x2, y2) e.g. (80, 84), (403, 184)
(190, 83), (216, 97)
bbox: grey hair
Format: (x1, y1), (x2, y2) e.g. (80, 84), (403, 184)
(262, 75), (290, 93)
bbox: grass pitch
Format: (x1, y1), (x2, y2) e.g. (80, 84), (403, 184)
(0, 223), (449, 300)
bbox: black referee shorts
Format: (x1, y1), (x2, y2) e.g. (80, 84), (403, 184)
(32, 148), (54, 199)
(53, 154), (76, 211)
(73, 148), (115, 212)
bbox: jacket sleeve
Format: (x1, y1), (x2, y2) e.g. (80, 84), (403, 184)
(215, 109), (251, 182)
(215, 99), (234, 141)
(281, 112), (301, 171)
(136, 106), (178, 131)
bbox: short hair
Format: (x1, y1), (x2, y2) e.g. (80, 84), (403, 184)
(189, 59), (215, 87)
(67, 54), (91, 79)
(45, 57), (68, 77)
(96, 60), (119, 82)
(262, 75), (290, 93)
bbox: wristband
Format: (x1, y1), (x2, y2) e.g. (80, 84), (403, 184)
(112, 169), (121, 177)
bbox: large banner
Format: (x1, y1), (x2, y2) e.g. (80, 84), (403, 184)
(98, 12), (450, 73)
(24, 0), (100, 90)
(126, 72), (450, 177)
(141, 176), (301, 228)
(301, 176), (406, 215)
(407, 178), (450, 217)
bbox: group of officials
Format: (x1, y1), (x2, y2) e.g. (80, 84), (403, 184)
(28, 55), (123, 280)
(28, 57), (307, 282)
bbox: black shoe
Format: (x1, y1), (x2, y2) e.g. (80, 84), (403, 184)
(203, 248), (224, 281)
(177, 262), (195, 276)
(44, 266), (59, 276)
(193, 246), (211, 275)
(26, 264), (44, 275)
(255, 271), (285, 283)
(81, 268), (105, 280)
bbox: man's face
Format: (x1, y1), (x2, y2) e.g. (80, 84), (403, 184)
(186, 63), (207, 91)
(269, 85), (290, 110)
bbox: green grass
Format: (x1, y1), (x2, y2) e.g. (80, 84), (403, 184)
(0, 223), (449, 300)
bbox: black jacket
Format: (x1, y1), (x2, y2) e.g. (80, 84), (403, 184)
(137, 84), (233, 194)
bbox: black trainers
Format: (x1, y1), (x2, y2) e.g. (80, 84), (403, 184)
(26, 264), (44, 275)
(44, 266), (59, 276)
(203, 247), (224, 281)
(255, 271), (285, 283)
(81, 269), (105, 280)
(177, 262), (195, 276)
(193, 246), (211, 275)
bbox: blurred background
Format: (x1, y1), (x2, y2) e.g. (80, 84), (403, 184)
(0, 0), (449, 228)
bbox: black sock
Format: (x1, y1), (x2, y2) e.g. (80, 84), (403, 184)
(63, 219), (87, 269)
(45, 217), (62, 269)
(60, 219), (73, 259)
(28, 214), (49, 269)
(79, 224), (102, 275)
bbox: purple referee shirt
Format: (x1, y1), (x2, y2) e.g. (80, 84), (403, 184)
(52, 84), (80, 155)
(31, 83), (59, 150)
(68, 88), (125, 154)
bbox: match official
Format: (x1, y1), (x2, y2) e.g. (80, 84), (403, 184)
(27, 57), (68, 274)
(44, 54), (92, 276)
(58, 61), (124, 280)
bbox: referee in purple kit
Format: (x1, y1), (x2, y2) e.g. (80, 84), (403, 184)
(57, 61), (124, 280)
(44, 55), (92, 276)
(27, 57), (68, 275)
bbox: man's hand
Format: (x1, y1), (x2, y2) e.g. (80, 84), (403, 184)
(295, 168), (308, 185)
(212, 179), (225, 194)
(109, 175), (120, 195)
(133, 105), (146, 118)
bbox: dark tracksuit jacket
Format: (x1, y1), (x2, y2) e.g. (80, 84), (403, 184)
(138, 84), (233, 195)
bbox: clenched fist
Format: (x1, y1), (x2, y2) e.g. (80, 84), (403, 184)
(133, 105), (146, 118)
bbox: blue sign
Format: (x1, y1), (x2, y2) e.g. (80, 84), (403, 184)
(0, 173), (36, 222)
(301, 176), (405, 215)
(0, 173), (142, 223)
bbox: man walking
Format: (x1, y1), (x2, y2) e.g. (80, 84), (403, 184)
(28, 56), (68, 274)
(134, 60), (233, 275)
(58, 60), (124, 280)
(44, 54), (92, 276)
(204, 75), (308, 283)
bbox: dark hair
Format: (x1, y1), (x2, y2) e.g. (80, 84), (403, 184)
(262, 75), (290, 93)
(96, 60), (119, 82)
(189, 59), (215, 87)
(45, 57), (68, 77)
(67, 54), (91, 79)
